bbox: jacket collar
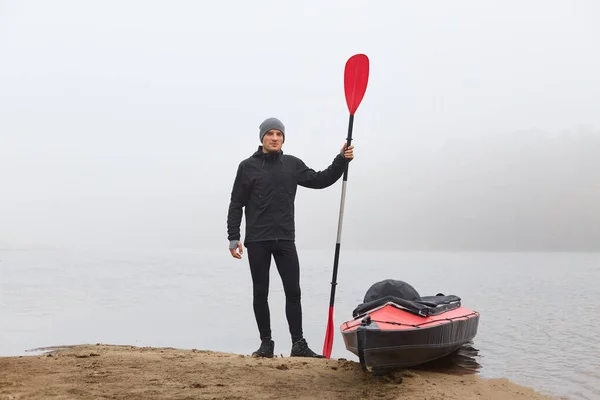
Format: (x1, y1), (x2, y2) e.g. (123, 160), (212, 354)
(252, 145), (283, 167)
(253, 145), (283, 158)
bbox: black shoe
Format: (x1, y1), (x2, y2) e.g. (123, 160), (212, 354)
(252, 339), (274, 358)
(290, 338), (325, 358)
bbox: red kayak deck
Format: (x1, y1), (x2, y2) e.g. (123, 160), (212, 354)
(342, 302), (479, 332)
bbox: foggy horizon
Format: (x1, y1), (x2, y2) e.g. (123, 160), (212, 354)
(1, 1), (599, 253)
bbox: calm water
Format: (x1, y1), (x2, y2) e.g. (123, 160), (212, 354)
(1, 248), (598, 399)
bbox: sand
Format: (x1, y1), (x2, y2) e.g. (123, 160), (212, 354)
(0, 344), (557, 400)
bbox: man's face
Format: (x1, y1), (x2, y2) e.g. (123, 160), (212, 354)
(262, 129), (284, 153)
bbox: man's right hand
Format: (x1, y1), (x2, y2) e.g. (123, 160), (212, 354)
(229, 240), (243, 259)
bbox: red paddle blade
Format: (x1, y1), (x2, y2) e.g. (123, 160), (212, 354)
(322, 306), (335, 359)
(344, 53), (370, 115)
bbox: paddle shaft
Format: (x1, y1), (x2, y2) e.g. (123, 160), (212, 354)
(323, 53), (368, 358)
(328, 113), (354, 308)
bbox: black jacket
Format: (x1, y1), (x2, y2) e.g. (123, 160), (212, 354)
(227, 146), (349, 244)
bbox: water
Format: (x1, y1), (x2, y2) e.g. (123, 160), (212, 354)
(1, 248), (598, 399)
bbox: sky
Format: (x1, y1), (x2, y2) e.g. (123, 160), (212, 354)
(1, 0), (599, 252)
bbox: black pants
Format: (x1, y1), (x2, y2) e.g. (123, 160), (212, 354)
(246, 240), (303, 343)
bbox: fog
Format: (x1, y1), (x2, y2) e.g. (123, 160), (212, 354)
(1, 0), (599, 252)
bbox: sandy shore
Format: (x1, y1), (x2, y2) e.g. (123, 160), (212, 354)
(0, 344), (556, 400)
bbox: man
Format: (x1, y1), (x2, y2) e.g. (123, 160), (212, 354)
(227, 117), (354, 358)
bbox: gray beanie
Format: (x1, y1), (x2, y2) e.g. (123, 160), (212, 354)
(259, 117), (285, 143)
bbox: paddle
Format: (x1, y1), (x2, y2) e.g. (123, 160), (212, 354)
(322, 53), (370, 359)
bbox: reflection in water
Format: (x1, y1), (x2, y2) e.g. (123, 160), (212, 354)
(25, 346), (72, 356)
(411, 341), (482, 375)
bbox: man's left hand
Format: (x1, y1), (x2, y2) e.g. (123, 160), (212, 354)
(341, 143), (354, 160)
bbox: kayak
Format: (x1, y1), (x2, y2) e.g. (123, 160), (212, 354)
(340, 279), (480, 374)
